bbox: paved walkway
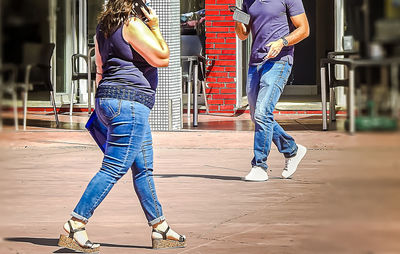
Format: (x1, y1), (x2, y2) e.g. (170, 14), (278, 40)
(0, 113), (400, 253)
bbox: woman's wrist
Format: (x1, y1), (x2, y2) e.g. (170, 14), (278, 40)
(150, 25), (158, 30)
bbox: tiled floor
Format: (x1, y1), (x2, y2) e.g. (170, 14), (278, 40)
(0, 115), (399, 253)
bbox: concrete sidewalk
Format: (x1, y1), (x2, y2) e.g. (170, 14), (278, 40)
(0, 115), (400, 253)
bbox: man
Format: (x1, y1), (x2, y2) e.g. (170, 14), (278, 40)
(235, 0), (309, 181)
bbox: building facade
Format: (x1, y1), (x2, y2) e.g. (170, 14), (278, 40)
(2, 0), (397, 127)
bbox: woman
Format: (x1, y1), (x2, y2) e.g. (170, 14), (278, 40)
(58, 0), (186, 252)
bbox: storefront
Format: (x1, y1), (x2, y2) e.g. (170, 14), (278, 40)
(2, 1), (398, 124)
(204, 0), (335, 113)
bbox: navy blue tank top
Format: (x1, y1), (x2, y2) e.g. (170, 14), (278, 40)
(95, 23), (158, 109)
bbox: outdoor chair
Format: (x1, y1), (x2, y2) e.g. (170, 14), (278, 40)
(69, 53), (96, 116)
(0, 64), (19, 130)
(181, 34), (210, 126)
(18, 43), (59, 130)
(320, 51), (359, 130)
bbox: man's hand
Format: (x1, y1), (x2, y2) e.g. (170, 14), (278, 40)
(235, 21), (250, 41)
(265, 39), (284, 59)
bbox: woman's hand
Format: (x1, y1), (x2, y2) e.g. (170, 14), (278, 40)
(265, 39), (284, 59)
(141, 6), (159, 31)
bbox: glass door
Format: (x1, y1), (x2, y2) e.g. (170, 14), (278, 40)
(52, 0), (75, 94)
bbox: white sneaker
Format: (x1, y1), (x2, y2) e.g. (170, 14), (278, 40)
(243, 166), (268, 181)
(282, 144), (307, 179)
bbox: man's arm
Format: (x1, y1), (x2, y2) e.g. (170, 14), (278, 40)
(235, 21), (250, 41)
(266, 13), (309, 59)
(285, 13), (310, 46)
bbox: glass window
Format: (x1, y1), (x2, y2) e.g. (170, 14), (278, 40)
(180, 0), (205, 48)
(88, 0), (105, 43)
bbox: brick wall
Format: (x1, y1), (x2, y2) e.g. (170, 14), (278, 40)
(205, 0), (237, 113)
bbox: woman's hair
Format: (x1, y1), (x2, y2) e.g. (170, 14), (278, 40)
(98, 0), (135, 38)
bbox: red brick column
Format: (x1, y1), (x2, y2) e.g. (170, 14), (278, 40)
(205, 0), (237, 113)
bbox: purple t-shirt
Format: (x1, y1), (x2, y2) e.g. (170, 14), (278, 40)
(242, 0), (305, 65)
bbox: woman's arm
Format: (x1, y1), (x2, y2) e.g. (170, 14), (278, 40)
(123, 7), (170, 67)
(95, 37), (103, 86)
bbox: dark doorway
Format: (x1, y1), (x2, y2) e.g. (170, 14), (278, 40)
(290, 0), (334, 87)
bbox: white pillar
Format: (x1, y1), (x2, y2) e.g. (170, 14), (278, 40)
(334, 0), (347, 108)
(78, 0), (88, 104)
(49, 0), (57, 95)
(235, 0), (243, 109)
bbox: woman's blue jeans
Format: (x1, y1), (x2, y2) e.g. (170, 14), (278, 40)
(247, 60), (298, 170)
(72, 98), (165, 226)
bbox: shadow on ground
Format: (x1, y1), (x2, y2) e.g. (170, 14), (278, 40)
(3, 237), (151, 253)
(155, 173), (284, 181)
(1, 117), (86, 130)
(155, 174), (243, 181)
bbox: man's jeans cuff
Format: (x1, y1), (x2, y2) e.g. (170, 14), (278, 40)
(284, 145), (298, 158)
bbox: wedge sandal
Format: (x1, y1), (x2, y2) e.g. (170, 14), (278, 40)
(151, 226), (186, 249)
(58, 220), (100, 253)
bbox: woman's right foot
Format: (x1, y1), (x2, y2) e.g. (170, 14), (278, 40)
(58, 219), (100, 253)
(151, 221), (186, 249)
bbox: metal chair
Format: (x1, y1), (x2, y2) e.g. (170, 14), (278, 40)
(18, 43), (59, 130)
(320, 51), (359, 130)
(0, 64), (19, 130)
(181, 34), (210, 126)
(69, 52), (96, 116)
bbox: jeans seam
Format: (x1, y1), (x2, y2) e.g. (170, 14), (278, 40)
(122, 102), (136, 165)
(141, 138), (161, 219)
(273, 62), (286, 92)
(260, 85), (279, 161)
(145, 169), (161, 218)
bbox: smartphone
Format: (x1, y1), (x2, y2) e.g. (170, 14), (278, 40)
(133, 0), (150, 21)
(228, 6), (250, 25)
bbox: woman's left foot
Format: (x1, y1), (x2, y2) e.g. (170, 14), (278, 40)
(58, 219), (100, 253)
(151, 221), (186, 249)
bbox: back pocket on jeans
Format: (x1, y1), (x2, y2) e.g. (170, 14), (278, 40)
(98, 98), (122, 120)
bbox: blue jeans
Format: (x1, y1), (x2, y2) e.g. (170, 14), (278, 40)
(72, 98), (165, 226)
(247, 60), (298, 170)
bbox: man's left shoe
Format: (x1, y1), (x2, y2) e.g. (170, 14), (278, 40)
(282, 144), (307, 179)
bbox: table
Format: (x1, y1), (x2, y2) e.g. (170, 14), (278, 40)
(320, 57), (400, 134)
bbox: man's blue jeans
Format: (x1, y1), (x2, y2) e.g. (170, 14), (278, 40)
(247, 60), (298, 170)
(72, 98), (165, 226)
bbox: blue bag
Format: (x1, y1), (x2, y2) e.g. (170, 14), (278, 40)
(85, 110), (107, 153)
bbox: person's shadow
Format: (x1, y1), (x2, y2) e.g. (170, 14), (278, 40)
(155, 174), (243, 181)
(4, 237), (151, 253)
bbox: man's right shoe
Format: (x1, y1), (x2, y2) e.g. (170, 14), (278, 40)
(243, 166), (268, 182)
